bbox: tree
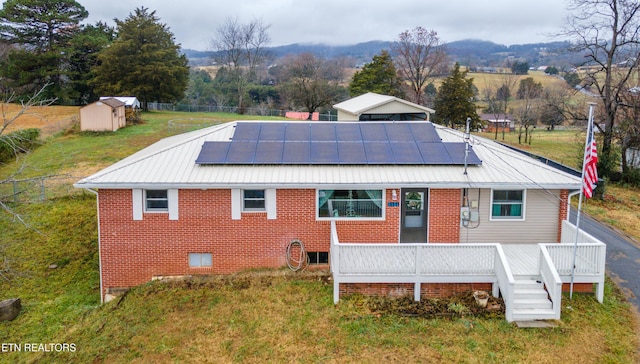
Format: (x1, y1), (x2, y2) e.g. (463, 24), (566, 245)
(210, 17), (271, 113)
(349, 50), (403, 97)
(516, 77), (543, 99)
(433, 63), (480, 129)
(511, 61), (529, 75)
(562, 0), (640, 178)
(544, 66), (559, 75)
(483, 75), (517, 140)
(91, 7), (189, 111)
(65, 22), (114, 105)
(392, 27), (447, 105)
(0, 0), (87, 52)
(279, 53), (347, 116)
(0, 0), (88, 99)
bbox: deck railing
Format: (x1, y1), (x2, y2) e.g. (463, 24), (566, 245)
(330, 220), (606, 320)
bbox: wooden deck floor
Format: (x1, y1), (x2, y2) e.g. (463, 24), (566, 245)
(502, 244), (540, 276)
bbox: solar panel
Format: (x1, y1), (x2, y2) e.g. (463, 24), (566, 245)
(364, 142), (394, 164)
(384, 123), (414, 142)
(390, 142), (423, 164)
(226, 141), (257, 163)
(259, 123), (286, 141)
(310, 141), (339, 163)
(360, 123), (388, 141)
(410, 122), (441, 142)
(255, 141), (284, 163)
(311, 123), (336, 141)
(285, 123), (309, 141)
(417, 142), (453, 164)
(194, 121), (482, 166)
(337, 142), (367, 164)
(283, 142), (310, 164)
(444, 143), (482, 165)
(195, 142), (229, 164)
(335, 123), (363, 141)
(233, 123), (260, 141)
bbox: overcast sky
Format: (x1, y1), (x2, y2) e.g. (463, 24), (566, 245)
(80, 1), (567, 50)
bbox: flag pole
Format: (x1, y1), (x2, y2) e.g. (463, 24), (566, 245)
(570, 103), (596, 299)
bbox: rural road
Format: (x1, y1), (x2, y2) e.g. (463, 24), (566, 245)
(569, 207), (640, 311)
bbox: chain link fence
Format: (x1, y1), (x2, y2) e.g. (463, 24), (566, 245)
(148, 102), (337, 121)
(0, 174), (83, 204)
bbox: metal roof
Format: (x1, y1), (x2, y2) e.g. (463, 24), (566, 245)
(74, 120), (582, 190)
(333, 92), (435, 115)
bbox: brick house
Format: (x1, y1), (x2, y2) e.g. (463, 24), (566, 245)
(75, 120), (583, 303)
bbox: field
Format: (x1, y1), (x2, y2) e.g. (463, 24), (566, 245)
(0, 108), (638, 363)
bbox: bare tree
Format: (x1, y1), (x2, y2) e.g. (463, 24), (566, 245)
(392, 27), (447, 105)
(210, 17), (271, 113)
(1, 84), (56, 226)
(279, 53), (347, 116)
(562, 0), (640, 177)
(483, 75), (518, 140)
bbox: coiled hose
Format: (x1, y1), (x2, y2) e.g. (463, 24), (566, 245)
(286, 239), (308, 271)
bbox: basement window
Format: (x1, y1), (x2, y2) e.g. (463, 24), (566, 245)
(491, 189), (525, 220)
(307, 252), (329, 265)
(189, 253), (212, 267)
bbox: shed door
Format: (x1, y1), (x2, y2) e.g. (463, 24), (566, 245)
(400, 188), (428, 243)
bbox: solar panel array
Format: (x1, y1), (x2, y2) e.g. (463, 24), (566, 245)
(195, 122), (482, 165)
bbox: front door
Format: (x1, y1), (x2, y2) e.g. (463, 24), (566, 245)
(400, 188), (428, 243)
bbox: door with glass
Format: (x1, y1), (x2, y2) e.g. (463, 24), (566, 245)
(400, 188), (428, 243)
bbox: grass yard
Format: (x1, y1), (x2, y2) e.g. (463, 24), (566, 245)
(0, 107), (639, 363)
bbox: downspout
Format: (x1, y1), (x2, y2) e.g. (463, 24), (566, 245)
(84, 188), (104, 304)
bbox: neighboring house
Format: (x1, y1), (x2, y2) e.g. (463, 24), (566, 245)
(80, 98), (126, 132)
(480, 113), (514, 133)
(99, 96), (141, 111)
(74, 119), (607, 322)
(333, 92), (434, 121)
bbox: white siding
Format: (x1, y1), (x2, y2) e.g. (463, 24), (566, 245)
(132, 189), (143, 220)
(231, 189), (241, 220)
(266, 189), (277, 219)
(168, 189), (179, 220)
(459, 189), (561, 244)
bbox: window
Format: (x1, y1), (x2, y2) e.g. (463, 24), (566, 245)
(491, 190), (524, 220)
(145, 190), (168, 211)
(243, 190), (265, 211)
(318, 189), (383, 219)
(307, 252), (329, 265)
(189, 253), (212, 267)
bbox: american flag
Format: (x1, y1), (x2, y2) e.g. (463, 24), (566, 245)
(583, 119), (598, 198)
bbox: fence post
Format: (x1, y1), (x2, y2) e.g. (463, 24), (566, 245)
(39, 178), (45, 201)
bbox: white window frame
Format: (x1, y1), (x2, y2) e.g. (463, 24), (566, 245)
(242, 189), (266, 212)
(144, 189), (169, 212)
(490, 189), (526, 221)
(188, 253), (212, 268)
(316, 189), (386, 221)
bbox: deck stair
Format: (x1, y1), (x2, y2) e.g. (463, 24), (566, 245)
(510, 279), (556, 321)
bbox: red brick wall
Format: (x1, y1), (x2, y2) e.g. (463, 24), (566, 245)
(428, 189), (461, 243)
(98, 188), (406, 295)
(558, 189), (569, 242)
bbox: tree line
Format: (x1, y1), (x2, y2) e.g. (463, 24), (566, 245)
(1, 0), (640, 185)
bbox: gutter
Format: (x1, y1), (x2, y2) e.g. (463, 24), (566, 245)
(82, 188), (104, 304)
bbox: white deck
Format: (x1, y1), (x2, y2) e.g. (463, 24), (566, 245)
(330, 220), (607, 322)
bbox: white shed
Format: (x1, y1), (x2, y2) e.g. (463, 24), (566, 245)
(333, 92), (434, 121)
(80, 98), (126, 132)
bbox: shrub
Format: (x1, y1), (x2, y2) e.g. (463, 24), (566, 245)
(0, 128), (41, 163)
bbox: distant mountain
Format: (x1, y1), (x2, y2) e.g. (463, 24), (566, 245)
(184, 39), (575, 68)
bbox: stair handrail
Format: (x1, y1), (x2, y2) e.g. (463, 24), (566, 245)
(494, 244), (516, 322)
(539, 244), (563, 320)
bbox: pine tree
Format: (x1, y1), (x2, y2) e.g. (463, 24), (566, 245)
(349, 50), (403, 98)
(91, 7), (188, 111)
(433, 63), (480, 129)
